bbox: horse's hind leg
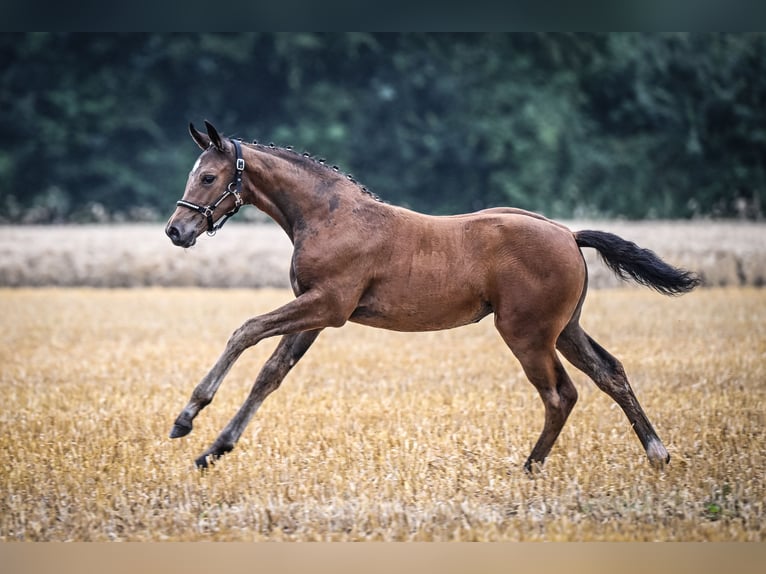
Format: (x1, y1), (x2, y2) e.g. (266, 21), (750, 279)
(556, 321), (670, 468)
(522, 350), (579, 472)
(496, 319), (579, 471)
(195, 329), (321, 468)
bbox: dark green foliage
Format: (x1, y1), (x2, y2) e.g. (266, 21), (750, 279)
(1, 33), (764, 222)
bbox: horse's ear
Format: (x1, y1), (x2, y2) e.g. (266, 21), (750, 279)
(189, 123), (210, 150)
(204, 120), (225, 152)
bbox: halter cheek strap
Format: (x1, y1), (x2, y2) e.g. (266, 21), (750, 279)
(176, 139), (245, 236)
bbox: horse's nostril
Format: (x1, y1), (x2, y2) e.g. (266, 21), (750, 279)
(167, 223), (195, 247)
(167, 224), (180, 241)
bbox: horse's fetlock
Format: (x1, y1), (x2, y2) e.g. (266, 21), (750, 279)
(191, 390), (213, 407)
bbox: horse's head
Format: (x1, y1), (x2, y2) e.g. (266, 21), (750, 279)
(165, 121), (245, 247)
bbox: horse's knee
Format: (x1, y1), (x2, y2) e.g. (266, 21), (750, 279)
(228, 318), (261, 350)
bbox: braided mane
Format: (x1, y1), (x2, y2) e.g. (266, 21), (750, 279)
(240, 139), (382, 202)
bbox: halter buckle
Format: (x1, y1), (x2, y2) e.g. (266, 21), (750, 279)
(236, 158), (245, 171)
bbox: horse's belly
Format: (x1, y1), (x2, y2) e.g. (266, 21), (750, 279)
(349, 288), (492, 332)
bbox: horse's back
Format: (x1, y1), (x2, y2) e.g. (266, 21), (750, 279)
(401, 206), (581, 272)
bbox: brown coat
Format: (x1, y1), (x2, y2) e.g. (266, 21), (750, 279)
(165, 121), (698, 472)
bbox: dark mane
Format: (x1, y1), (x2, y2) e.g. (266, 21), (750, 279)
(240, 139), (382, 202)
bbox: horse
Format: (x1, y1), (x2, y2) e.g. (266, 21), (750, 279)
(165, 120), (700, 471)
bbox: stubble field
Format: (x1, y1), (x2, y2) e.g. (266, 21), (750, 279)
(1, 285), (764, 541)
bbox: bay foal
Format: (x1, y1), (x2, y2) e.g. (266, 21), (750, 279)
(166, 121), (699, 471)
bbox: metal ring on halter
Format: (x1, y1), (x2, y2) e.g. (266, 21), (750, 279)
(227, 182), (244, 207)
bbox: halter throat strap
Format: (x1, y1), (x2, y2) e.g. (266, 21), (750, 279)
(176, 139), (245, 236)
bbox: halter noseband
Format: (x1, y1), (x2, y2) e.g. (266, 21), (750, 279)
(176, 139), (245, 236)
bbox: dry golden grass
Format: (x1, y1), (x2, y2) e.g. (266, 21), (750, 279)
(1, 287), (764, 541)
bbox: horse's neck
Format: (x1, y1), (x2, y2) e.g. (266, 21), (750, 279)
(245, 146), (358, 241)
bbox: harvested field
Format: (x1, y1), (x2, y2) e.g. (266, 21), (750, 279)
(1, 220), (764, 288)
(1, 287), (764, 541)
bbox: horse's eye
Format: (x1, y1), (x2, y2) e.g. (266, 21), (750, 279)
(201, 174), (216, 185)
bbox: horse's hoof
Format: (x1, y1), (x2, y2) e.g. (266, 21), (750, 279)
(194, 444), (233, 469)
(523, 458), (545, 475)
(169, 422), (192, 439)
(646, 439), (670, 469)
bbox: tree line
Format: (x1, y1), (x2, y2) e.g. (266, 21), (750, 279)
(1, 33), (764, 222)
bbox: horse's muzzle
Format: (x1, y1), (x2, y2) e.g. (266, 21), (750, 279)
(166, 221), (197, 248)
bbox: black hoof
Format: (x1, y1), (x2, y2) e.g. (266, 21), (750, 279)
(194, 444), (233, 469)
(169, 421), (192, 439)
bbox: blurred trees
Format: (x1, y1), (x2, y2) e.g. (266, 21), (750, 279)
(1, 33), (764, 222)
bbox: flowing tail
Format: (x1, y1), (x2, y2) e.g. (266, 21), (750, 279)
(575, 229), (701, 296)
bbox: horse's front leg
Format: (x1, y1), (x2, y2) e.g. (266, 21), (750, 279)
(169, 289), (347, 441)
(194, 329), (322, 467)
(169, 341), (244, 439)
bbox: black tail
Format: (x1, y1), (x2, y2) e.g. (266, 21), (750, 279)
(575, 229), (701, 296)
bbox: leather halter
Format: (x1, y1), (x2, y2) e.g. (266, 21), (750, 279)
(176, 139), (245, 236)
